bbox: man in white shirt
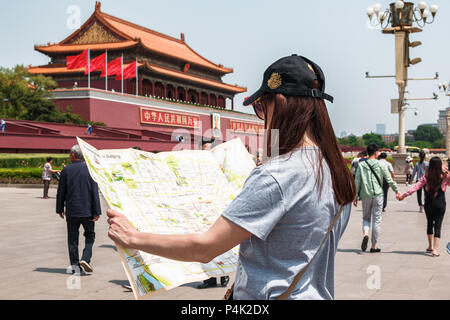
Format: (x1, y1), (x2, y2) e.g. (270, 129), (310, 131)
(42, 157), (60, 199)
(378, 152), (395, 212)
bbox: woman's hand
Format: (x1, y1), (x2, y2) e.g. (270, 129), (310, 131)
(107, 209), (138, 248)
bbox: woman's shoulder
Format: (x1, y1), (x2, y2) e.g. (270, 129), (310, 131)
(262, 151), (316, 176)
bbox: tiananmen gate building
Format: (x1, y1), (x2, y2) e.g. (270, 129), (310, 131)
(1, 2), (263, 154)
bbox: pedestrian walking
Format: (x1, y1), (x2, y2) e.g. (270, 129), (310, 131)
(56, 145), (102, 273)
(411, 151), (429, 213)
(42, 157), (60, 199)
(354, 143), (400, 253)
(106, 54), (356, 300)
(405, 156), (414, 186)
(378, 152), (395, 212)
(398, 157), (449, 257)
(351, 152), (363, 178)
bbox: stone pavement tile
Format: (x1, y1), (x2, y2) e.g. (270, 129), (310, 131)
(365, 252), (411, 266)
(391, 267), (435, 282)
(335, 273), (369, 292)
(437, 259), (450, 271)
(0, 260), (69, 285)
(25, 293), (69, 300)
(1, 257), (116, 299)
(2, 252), (66, 270)
(428, 273), (450, 288)
(401, 257), (444, 273)
(2, 277), (76, 299)
(335, 251), (378, 267)
(369, 292), (413, 300)
(412, 287), (450, 300)
(362, 260), (404, 274)
(0, 268), (62, 294)
(334, 282), (376, 300)
(380, 278), (431, 294)
(149, 282), (232, 301)
(15, 273), (116, 300)
(61, 281), (133, 300)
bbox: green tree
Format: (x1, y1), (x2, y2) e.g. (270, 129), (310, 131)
(432, 137), (446, 149)
(362, 132), (386, 148)
(337, 135), (365, 147)
(411, 140), (433, 149)
(413, 125), (443, 143)
(0, 65), (105, 126)
(388, 140), (398, 150)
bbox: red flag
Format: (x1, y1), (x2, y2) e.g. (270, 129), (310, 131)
(116, 61), (137, 80)
(66, 50), (88, 70)
(85, 53), (106, 75)
(100, 57), (121, 77)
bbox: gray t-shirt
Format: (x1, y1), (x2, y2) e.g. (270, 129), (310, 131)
(379, 159), (394, 173)
(222, 147), (351, 300)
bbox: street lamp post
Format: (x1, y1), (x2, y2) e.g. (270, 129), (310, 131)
(438, 82), (450, 164)
(367, 1), (437, 181)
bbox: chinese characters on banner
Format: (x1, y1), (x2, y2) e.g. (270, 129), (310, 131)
(140, 107), (200, 128)
(229, 120), (264, 135)
(140, 107), (263, 136)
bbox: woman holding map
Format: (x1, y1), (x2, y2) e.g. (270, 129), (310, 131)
(107, 54), (356, 300)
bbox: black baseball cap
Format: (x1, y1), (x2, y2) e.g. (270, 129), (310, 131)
(243, 54), (334, 106)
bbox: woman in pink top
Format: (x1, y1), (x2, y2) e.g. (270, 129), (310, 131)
(398, 157), (450, 257)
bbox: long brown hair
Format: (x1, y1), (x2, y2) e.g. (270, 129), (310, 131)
(261, 93), (356, 205)
(426, 157), (444, 198)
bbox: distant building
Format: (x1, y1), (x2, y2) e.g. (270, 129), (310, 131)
(340, 131), (348, 138)
(376, 124), (386, 135)
(381, 134), (397, 144)
(438, 108), (449, 135)
(406, 129), (415, 142)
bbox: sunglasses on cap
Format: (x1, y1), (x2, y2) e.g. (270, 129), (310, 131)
(252, 96), (265, 120)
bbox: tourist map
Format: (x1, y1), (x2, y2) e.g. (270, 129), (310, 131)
(77, 137), (256, 299)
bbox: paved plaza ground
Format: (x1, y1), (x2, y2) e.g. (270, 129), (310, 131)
(0, 184), (449, 300)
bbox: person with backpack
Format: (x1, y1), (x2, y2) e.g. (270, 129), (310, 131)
(354, 144), (400, 252)
(398, 157), (449, 257)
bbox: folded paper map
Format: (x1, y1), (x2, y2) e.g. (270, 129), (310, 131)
(77, 137), (256, 299)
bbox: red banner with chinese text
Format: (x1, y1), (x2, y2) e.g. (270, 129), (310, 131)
(140, 107), (201, 128)
(229, 120), (264, 135)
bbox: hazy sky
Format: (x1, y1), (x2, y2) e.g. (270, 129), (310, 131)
(1, 0), (449, 136)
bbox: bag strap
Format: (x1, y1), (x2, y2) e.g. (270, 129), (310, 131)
(366, 162), (382, 188)
(277, 205), (345, 300)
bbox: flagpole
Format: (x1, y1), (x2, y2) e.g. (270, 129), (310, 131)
(136, 57), (138, 96)
(105, 49), (108, 91)
(87, 48), (90, 88)
(121, 53), (124, 94)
